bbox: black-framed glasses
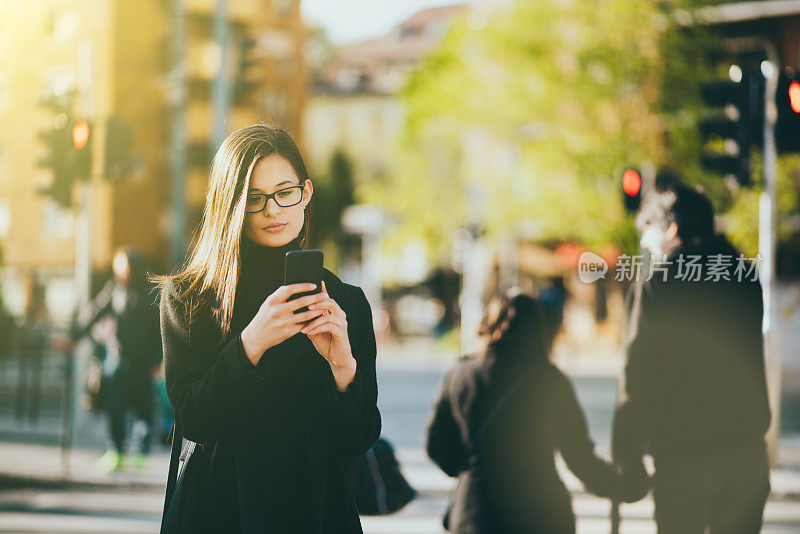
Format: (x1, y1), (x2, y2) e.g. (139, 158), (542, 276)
(245, 185), (304, 213)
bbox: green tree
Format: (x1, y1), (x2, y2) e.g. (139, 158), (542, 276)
(371, 0), (800, 262)
(310, 148), (355, 252)
(371, 0), (666, 257)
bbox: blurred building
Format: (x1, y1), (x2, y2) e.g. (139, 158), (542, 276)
(0, 0), (305, 322)
(303, 4), (466, 186)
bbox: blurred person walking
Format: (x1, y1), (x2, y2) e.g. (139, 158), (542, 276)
(71, 247), (162, 471)
(613, 179), (771, 533)
(155, 124), (380, 533)
(16, 281), (48, 425)
(426, 290), (645, 534)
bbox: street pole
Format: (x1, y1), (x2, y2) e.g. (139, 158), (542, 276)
(64, 38), (95, 474)
(760, 42), (781, 466)
(170, 0), (187, 267)
(210, 0), (231, 158)
(341, 205), (384, 320)
(458, 225), (489, 357)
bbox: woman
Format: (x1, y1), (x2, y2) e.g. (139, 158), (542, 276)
(426, 290), (646, 533)
(71, 247), (161, 472)
(155, 124), (380, 533)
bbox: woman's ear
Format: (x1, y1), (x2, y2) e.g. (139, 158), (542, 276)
(665, 221), (679, 241)
(303, 178), (313, 207)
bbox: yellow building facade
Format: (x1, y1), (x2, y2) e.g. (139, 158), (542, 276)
(0, 0), (305, 321)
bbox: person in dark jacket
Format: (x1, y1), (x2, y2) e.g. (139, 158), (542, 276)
(71, 246), (161, 471)
(426, 290), (644, 534)
(154, 124), (380, 533)
(613, 180), (771, 533)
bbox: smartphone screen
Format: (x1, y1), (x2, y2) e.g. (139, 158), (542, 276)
(284, 250), (324, 315)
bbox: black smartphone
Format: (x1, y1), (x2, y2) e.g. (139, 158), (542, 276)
(284, 249), (324, 315)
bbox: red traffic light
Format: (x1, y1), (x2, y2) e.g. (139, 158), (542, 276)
(789, 81), (800, 114)
(622, 169), (641, 197)
(72, 120), (90, 150)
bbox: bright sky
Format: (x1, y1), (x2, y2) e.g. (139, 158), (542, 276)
(301, 0), (467, 45)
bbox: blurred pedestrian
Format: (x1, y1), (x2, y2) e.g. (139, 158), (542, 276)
(424, 266), (461, 337)
(155, 124), (380, 533)
(426, 290), (644, 534)
(613, 179), (771, 533)
(71, 246), (161, 472)
(16, 281), (48, 424)
(540, 275), (567, 327)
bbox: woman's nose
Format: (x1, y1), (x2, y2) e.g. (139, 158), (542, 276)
(265, 197), (282, 217)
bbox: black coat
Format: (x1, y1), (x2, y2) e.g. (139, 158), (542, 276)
(426, 355), (623, 534)
(160, 252), (381, 533)
(71, 278), (162, 373)
(612, 234), (770, 469)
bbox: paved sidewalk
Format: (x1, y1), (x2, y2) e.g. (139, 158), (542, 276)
(0, 441), (169, 490)
(2, 338), (799, 533)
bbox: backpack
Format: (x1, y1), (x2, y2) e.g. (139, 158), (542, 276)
(348, 437), (416, 515)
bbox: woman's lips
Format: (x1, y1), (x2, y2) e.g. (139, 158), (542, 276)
(264, 224), (286, 233)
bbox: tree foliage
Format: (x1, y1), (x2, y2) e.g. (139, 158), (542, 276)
(370, 0), (665, 257)
(369, 0), (799, 260)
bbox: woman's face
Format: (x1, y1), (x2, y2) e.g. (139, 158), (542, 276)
(243, 154), (312, 247)
(112, 251), (131, 283)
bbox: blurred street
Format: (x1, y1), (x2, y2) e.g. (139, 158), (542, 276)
(2, 339), (800, 533)
(2, 0), (800, 532)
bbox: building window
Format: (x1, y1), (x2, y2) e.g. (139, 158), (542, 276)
(277, 57), (295, 77)
(0, 200), (10, 237)
(0, 268), (25, 317)
(257, 28), (294, 57)
(45, 275), (79, 325)
(47, 9), (79, 39)
(263, 89), (288, 123)
(41, 199), (73, 239)
(273, 0), (294, 17)
(336, 68), (360, 91)
(41, 65), (76, 98)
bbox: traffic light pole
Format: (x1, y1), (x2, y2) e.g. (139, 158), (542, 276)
(170, 0), (187, 267)
(760, 42), (781, 466)
(64, 39), (95, 474)
(210, 0), (231, 157)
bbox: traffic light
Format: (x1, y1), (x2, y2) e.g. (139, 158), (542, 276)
(71, 119), (92, 180)
(776, 68), (800, 153)
(698, 70), (762, 187)
(622, 168), (641, 213)
(37, 93), (93, 207)
(37, 95), (75, 207)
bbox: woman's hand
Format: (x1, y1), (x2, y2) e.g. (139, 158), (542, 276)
(240, 283), (328, 366)
(301, 280), (357, 392)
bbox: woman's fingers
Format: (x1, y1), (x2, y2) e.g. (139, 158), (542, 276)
(292, 308), (326, 324)
(302, 320), (345, 337)
(271, 283), (318, 304)
(301, 313), (346, 334)
(307, 297), (346, 319)
(328, 291), (346, 316)
(285, 290), (329, 313)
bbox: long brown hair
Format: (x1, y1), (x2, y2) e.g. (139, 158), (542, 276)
(477, 289), (558, 364)
(152, 124), (312, 338)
